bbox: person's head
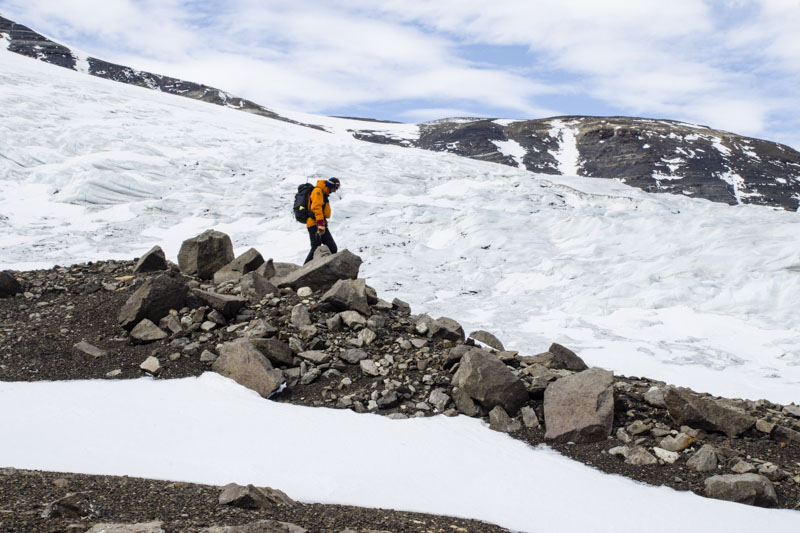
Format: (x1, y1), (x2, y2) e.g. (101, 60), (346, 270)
(326, 177), (341, 193)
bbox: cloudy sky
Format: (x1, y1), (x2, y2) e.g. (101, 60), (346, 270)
(2, 0), (799, 148)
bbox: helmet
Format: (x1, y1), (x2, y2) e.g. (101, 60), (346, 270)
(327, 177), (341, 192)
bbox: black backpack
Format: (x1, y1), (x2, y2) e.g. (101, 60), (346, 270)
(293, 183), (315, 223)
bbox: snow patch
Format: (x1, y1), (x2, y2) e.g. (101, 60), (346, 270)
(494, 118), (522, 127)
(491, 139), (526, 168)
(549, 119), (581, 176)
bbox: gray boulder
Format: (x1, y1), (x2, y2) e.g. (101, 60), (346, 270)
(321, 278), (370, 315)
(274, 250), (362, 291)
(218, 483), (295, 509)
(41, 492), (94, 518)
(249, 338), (294, 367)
(451, 348), (528, 415)
(73, 341), (106, 360)
(213, 248), (265, 284)
(468, 330), (505, 351)
(522, 343), (588, 371)
(133, 246), (168, 274)
(686, 444), (721, 472)
(664, 387), (755, 437)
(340, 349), (368, 364)
(212, 339), (284, 398)
(428, 317), (465, 342)
(118, 274), (187, 331)
(489, 406), (521, 433)
(704, 474), (778, 507)
(0, 271), (22, 298)
(543, 368), (614, 443)
(298, 350), (331, 365)
(191, 289), (245, 319)
(240, 271), (277, 304)
(178, 230), (234, 280)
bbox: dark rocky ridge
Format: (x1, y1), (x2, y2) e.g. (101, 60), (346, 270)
(3, 15), (800, 210)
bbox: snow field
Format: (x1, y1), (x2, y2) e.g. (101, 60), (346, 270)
(1, 49), (800, 405)
(1, 374), (799, 533)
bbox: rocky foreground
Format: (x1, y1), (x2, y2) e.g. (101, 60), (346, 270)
(2, 229), (800, 532)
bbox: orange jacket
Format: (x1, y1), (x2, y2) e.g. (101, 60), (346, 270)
(305, 179), (332, 228)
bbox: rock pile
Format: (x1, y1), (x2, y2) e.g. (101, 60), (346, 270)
(3, 228), (800, 515)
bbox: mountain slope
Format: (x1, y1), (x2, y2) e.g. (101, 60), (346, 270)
(2, 14), (799, 210)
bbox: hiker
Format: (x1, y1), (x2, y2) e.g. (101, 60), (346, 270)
(303, 177), (340, 264)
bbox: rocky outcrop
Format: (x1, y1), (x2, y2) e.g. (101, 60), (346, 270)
(218, 483), (295, 509)
(543, 368), (614, 443)
(212, 339), (284, 398)
(522, 343), (588, 372)
(451, 348), (528, 415)
(118, 274), (187, 331)
(178, 230), (234, 280)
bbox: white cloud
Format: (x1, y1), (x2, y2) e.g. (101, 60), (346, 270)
(1, 0), (798, 147)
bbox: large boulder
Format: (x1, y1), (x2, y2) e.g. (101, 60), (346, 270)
(118, 274), (187, 331)
(321, 278), (369, 315)
(133, 245), (168, 274)
(704, 474), (778, 507)
(275, 250), (362, 292)
(469, 330), (504, 351)
(428, 317), (465, 343)
(212, 339), (284, 398)
(178, 230), (234, 280)
(218, 483), (295, 509)
(249, 338), (294, 367)
(0, 271), (22, 298)
(543, 368), (614, 443)
(522, 343), (588, 371)
(213, 248), (265, 284)
(664, 387), (755, 437)
(451, 348), (528, 415)
(191, 289), (245, 319)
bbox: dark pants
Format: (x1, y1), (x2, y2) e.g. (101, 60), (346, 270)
(304, 226), (338, 264)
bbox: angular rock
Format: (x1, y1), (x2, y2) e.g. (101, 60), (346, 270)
(130, 319), (168, 344)
(0, 271), (22, 298)
(212, 339), (284, 398)
(664, 387), (755, 437)
(429, 388), (451, 412)
(245, 319), (278, 339)
(609, 445), (658, 466)
(73, 341), (106, 360)
(659, 433), (694, 452)
(653, 447), (679, 464)
(360, 359), (380, 376)
(339, 310), (366, 328)
(213, 248), (264, 284)
(704, 474), (778, 507)
(773, 424), (800, 444)
(468, 330), (505, 351)
(755, 418), (775, 434)
(758, 463), (787, 481)
(275, 250), (362, 291)
(451, 348), (528, 415)
(358, 328), (377, 345)
(520, 406), (541, 429)
(178, 229), (234, 280)
(321, 278), (370, 315)
(255, 259), (276, 280)
(298, 350), (331, 365)
(644, 386), (668, 408)
(118, 274), (188, 331)
(391, 298), (411, 314)
(340, 349), (368, 364)
(291, 304), (312, 328)
(42, 492), (94, 518)
(522, 343), (588, 372)
(453, 387), (480, 416)
(249, 338), (294, 367)
(489, 406), (521, 433)
(732, 460), (756, 474)
(428, 317), (465, 342)
(139, 356), (161, 374)
(87, 522), (165, 533)
(543, 368), (614, 443)
(192, 289), (245, 319)
(159, 315), (183, 335)
(240, 271), (277, 304)
(201, 521), (306, 533)
(686, 444), (720, 472)
(133, 245), (168, 274)
(218, 483), (295, 509)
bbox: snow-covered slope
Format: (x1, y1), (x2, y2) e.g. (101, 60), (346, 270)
(2, 48), (800, 404)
